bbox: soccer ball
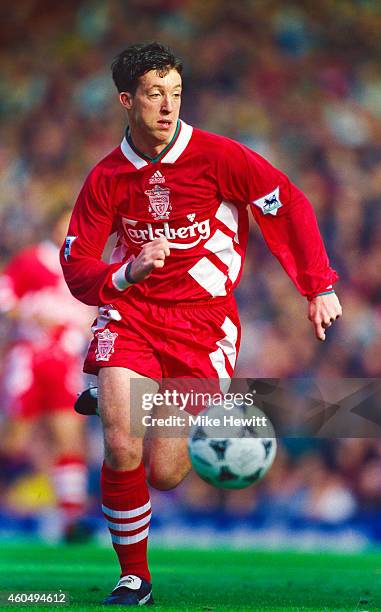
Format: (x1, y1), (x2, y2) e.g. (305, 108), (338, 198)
(188, 402), (277, 489)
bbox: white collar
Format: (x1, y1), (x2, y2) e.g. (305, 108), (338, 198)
(120, 120), (193, 169)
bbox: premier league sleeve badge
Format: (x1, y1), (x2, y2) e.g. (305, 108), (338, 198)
(253, 187), (282, 216)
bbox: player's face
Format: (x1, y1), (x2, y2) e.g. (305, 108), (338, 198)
(120, 68), (182, 150)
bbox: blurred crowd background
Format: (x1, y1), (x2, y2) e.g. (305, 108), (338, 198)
(1, 0), (381, 547)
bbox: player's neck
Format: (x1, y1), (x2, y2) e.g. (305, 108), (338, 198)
(127, 122), (179, 161)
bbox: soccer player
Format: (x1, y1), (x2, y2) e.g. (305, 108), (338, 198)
(60, 42), (342, 605)
(0, 206), (92, 539)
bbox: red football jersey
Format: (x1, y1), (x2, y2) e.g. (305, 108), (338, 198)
(0, 241), (91, 418)
(60, 120), (338, 305)
(0, 241), (90, 345)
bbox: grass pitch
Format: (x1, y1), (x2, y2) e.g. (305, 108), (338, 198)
(0, 543), (380, 611)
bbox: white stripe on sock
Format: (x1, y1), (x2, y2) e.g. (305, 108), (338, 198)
(102, 500), (151, 519)
(107, 512), (151, 533)
(111, 527), (150, 545)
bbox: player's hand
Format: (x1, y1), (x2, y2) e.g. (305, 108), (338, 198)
(308, 292), (342, 341)
(129, 238), (170, 283)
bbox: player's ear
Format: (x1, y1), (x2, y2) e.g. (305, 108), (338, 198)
(119, 92), (133, 110)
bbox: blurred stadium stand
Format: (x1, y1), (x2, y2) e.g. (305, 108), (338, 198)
(1, 0), (381, 548)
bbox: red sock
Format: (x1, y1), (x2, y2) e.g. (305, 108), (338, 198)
(52, 454), (87, 521)
(101, 461), (151, 582)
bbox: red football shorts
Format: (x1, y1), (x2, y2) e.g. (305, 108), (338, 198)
(84, 294), (241, 387)
(1, 339), (83, 420)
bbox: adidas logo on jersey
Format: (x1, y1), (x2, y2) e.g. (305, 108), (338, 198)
(149, 170), (165, 184)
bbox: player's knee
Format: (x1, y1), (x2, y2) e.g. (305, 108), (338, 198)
(148, 472), (182, 490)
(103, 429), (143, 470)
(148, 464), (188, 491)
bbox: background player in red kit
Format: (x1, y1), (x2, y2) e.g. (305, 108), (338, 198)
(0, 206), (92, 539)
(61, 42), (342, 605)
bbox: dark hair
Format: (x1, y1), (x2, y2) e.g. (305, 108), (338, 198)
(111, 42), (183, 94)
